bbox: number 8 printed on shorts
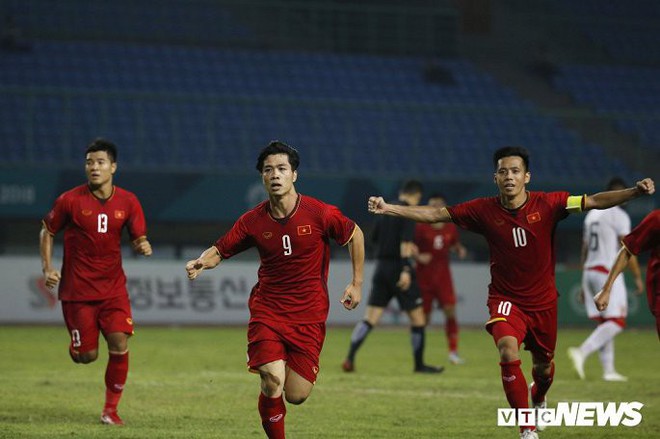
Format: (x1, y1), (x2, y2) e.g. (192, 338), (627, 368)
(71, 329), (82, 347)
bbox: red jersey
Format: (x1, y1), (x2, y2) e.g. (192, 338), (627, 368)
(623, 209), (660, 297)
(414, 222), (459, 289)
(447, 191), (571, 310)
(43, 184), (147, 301)
(214, 194), (356, 324)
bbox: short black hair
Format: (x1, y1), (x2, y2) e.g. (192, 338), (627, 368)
(607, 177), (628, 191)
(256, 140), (300, 172)
(85, 138), (117, 162)
(400, 179), (423, 195)
(493, 146), (529, 171)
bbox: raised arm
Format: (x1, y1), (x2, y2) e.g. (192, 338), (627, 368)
(368, 196), (452, 223)
(341, 225), (365, 310)
(594, 246), (632, 311)
(185, 246), (223, 280)
(584, 178), (655, 211)
(39, 225), (61, 289)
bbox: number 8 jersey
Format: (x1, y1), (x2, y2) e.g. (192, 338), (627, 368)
(447, 191), (577, 311)
(214, 194), (356, 324)
(42, 184), (148, 301)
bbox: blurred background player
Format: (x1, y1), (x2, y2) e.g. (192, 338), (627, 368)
(595, 209), (660, 339)
(414, 193), (468, 365)
(185, 141), (364, 439)
(342, 180), (444, 374)
(40, 139), (152, 425)
(367, 146), (655, 439)
(568, 177), (643, 382)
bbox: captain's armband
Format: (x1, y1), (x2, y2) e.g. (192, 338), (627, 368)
(566, 195), (585, 213)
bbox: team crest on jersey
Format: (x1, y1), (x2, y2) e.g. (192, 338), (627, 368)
(82, 209), (93, 216)
(263, 232), (273, 239)
(527, 212), (541, 224)
(297, 225), (312, 235)
(114, 210), (126, 219)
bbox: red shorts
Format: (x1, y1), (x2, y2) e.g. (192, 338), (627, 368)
(247, 320), (326, 384)
(419, 281), (457, 314)
(61, 294), (134, 354)
(485, 297), (557, 361)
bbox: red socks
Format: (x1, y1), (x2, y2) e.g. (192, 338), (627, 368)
(446, 317), (458, 352)
(104, 351), (129, 413)
(258, 393), (286, 439)
(531, 361), (554, 405)
(500, 359), (528, 410)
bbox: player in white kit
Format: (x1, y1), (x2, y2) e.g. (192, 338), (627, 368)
(568, 178), (643, 382)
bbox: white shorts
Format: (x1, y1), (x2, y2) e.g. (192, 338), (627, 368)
(582, 269), (627, 319)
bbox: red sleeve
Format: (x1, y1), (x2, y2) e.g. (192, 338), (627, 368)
(42, 193), (70, 234)
(324, 204), (356, 246)
(623, 210), (660, 255)
(447, 198), (484, 233)
(545, 191), (571, 221)
(214, 214), (253, 259)
(127, 195), (148, 240)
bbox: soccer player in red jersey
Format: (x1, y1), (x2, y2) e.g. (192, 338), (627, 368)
(40, 139), (152, 426)
(185, 141), (364, 439)
(367, 146), (654, 439)
(414, 193), (468, 365)
(595, 209), (660, 339)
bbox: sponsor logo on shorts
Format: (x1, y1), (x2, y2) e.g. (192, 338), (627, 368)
(313, 366), (319, 375)
(126, 318), (133, 325)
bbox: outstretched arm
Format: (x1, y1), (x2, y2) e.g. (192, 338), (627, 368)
(341, 225), (364, 310)
(594, 246), (632, 311)
(584, 178), (655, 211)
(368, 196), (452, 223)
(185, 246), (223, 280)
(39, 225), (61, 289)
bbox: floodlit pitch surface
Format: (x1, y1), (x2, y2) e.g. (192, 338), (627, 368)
(1, 326), (658, 438)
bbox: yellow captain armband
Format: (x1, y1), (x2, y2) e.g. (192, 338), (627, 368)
(566, 195), (585, 213)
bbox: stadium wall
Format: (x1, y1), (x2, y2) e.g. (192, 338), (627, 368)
(1, 256), (654, 327)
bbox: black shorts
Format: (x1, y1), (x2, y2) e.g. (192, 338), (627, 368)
(368, 260), (423, 312)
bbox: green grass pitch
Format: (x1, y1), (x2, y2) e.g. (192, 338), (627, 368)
(1, 325), (658, 438)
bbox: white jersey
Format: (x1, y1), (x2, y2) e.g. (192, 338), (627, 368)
(582, 206), (631, 270)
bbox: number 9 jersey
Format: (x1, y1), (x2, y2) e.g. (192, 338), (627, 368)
(214, 194), (356, 324)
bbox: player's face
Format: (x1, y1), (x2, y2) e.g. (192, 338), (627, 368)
(85, 151), (116, 187)
(261, 153), (297, 197)
(494, 156), (530, 197)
